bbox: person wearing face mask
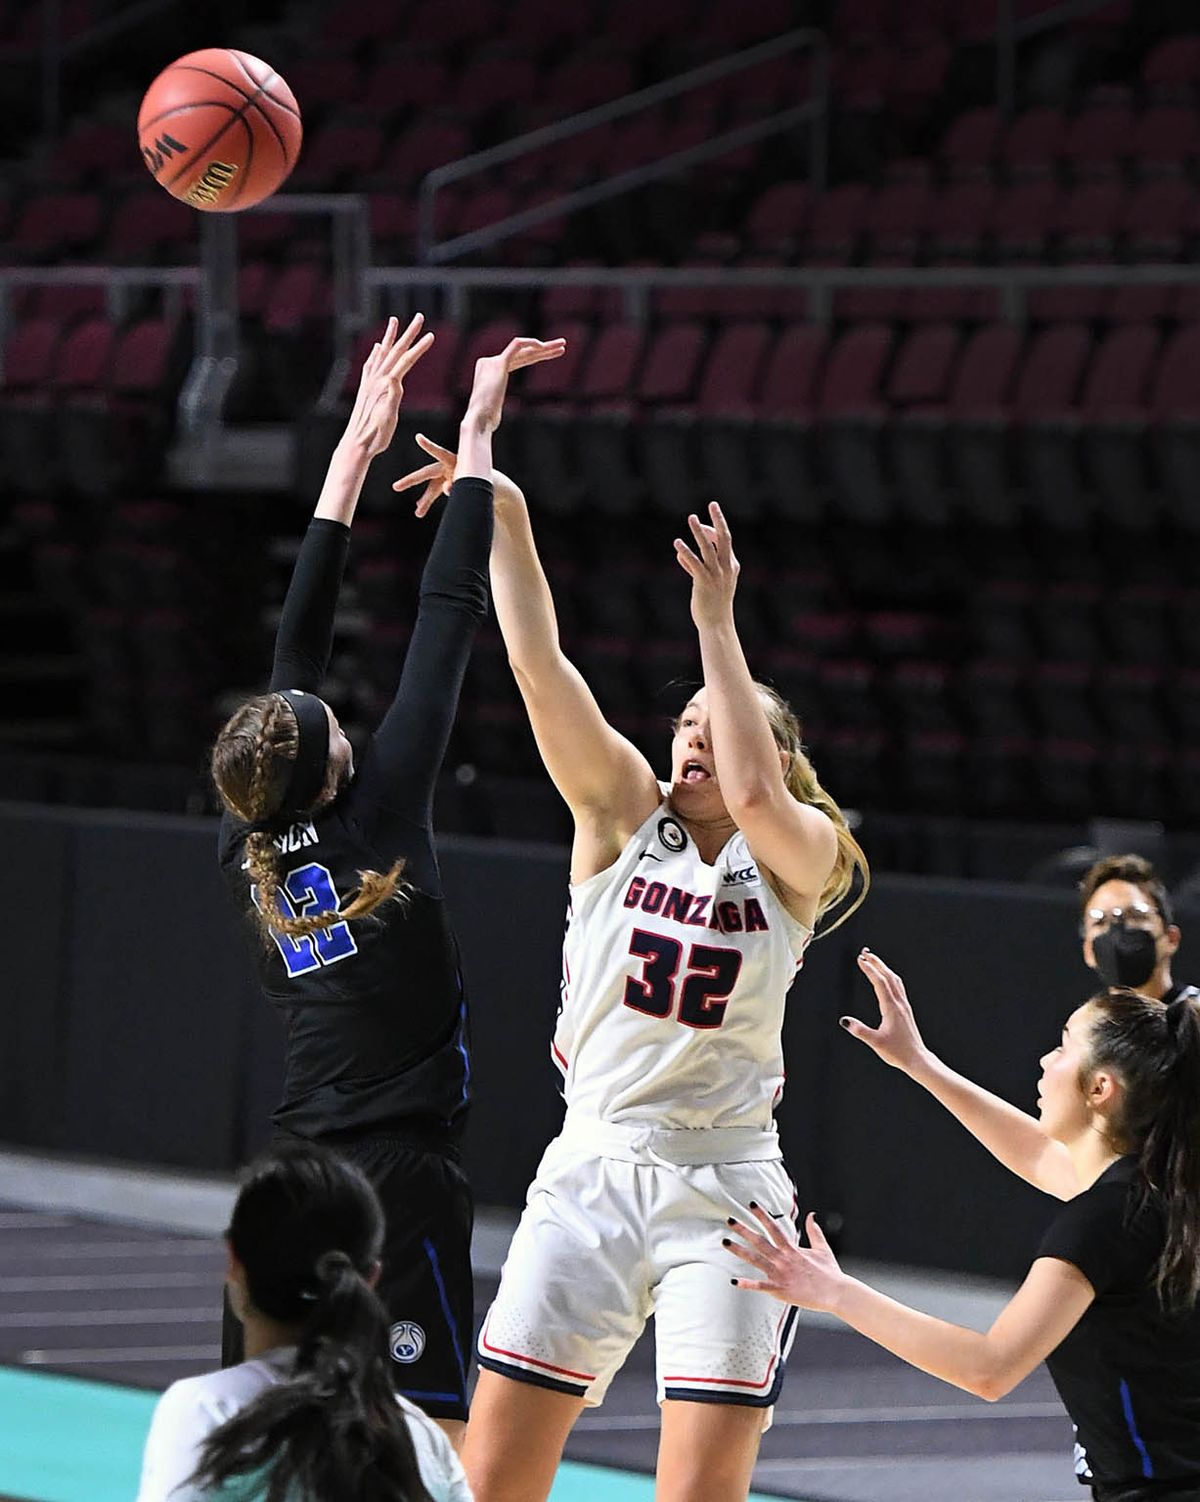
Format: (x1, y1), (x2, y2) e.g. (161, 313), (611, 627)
(1079, 855), (1194, 1005)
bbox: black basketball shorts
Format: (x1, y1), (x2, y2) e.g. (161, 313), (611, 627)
(222, 1134), (475, 1423)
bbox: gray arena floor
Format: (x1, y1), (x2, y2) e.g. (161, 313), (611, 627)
(0, 1148), (1083, 1502)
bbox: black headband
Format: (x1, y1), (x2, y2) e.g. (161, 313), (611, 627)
(269, 689), (330, 821)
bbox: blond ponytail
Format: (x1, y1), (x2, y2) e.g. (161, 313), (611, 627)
(756, 683), (870, 933)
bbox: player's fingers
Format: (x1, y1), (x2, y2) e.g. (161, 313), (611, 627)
(360, 341), (382, 380)
(686, 513), (719, 560)
(392, 311), (425, 353)
(673, 539), (702, 575)
(377, 314), (399, 353)
(748, 1203), (789, 1247)
(415, 432), (455, 461)
(502, 337), (567, 371)
(392, 463), (441, 492)
(392, 329), (435, 378)
(857, 951), (903, 1012)
(414, 482), (442, 518)
(838, 1014), (881, 1045)
(730, 1276), (777, 1294)
(725, 1237), (775, 1275)
(726, 1215), (775, 1257)
(805, 1211), (830, 1250)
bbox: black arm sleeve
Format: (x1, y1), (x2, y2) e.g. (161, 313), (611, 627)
(350, 476), (493, 837)
(267, 518), (352, 693)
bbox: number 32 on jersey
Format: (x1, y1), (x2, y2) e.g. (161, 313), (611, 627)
(623, 929), (743, 1030)
(251, 862), (358, 977)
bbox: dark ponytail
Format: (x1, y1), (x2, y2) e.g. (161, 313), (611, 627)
(1086, 988), (1200, 1313)
(189, 1145), (433, 1502)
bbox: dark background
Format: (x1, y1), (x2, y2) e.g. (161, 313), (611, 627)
(6, 799), (1190, 1281)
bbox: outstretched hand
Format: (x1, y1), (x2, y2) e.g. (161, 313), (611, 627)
(344, 314), (434, 459)
(727, 1205), (846, 1313)
(392, 434), (525, 518)
(841, 949), (931, 1075)
(465, 336), (567, 435)
(673, 502), (739, 629)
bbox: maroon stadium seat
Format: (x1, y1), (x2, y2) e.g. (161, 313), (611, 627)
(1078, 324), (1161, 529)
(1142, 35), (1200, 99)
(819, 323), (893, 523)
(1013, 324), (1093, 529)
(1002, 107), (1067, 179)
(944, 323), (1024, 526)
(1149, 325), (1200, 525)
(939, 107), (1003, 179)
(1131, 106), (1200, 179)
(1061, 105), (1135, 180)
(889, 323), (963, 525)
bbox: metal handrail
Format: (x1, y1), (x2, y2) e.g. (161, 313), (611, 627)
(8, 256), (1200, 440)
(417, 28), (829, 264)
(368, 260), (1200, 329)
(0, 266), (200, 380)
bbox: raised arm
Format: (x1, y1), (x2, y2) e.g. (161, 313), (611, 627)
(729, 1206), (1094, 1401)
(270, 315), (433, 692)
(675, 503), (837, 914)
(356, 338), (565, 830)
(843, 951), (1081, 1200)
(394, 445), (661, 872)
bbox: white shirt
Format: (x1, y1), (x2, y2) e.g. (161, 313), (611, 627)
(136, 1345), (473, 1502)
(555, 800), (812, 1129)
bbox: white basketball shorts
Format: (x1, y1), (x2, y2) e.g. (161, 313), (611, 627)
(477, 1116), (800, 1409)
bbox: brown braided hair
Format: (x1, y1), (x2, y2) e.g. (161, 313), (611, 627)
(211, 693), (404, 942)
(754, 683), (870, 934)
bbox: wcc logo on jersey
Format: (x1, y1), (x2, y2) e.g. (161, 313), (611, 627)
(389, 1320), (426, 1364)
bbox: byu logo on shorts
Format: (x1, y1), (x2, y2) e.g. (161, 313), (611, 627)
(658, 817), (687, 853)
(389, 1320), (426, 1364)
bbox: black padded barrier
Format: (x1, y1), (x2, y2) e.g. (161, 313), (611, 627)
(3, 801), (1196, 1278)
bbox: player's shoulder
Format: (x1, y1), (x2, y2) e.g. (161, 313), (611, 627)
(171, 1352), (287, 1409)
(394, 1394), (469, 1489)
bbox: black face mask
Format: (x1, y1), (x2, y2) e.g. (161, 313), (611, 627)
(1091, 922), (1159, 990)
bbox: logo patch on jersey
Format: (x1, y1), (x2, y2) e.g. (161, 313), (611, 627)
(658, 817), (687, 853)
(723, 863), (758, 885)
(389, 1320), (426, 1364)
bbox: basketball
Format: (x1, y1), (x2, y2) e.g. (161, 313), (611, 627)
(137, 49), (302, 212)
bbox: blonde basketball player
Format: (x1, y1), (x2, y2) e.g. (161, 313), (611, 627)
(394, 443), (869, 1502)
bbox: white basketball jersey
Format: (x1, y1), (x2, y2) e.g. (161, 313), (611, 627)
(554, 801), (813, 1130)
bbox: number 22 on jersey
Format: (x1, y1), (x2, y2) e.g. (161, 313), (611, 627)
(251, 862), (358, 977)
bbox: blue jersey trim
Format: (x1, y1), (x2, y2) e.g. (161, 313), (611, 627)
(1119, 1377), (1154, 1479)
(455, 975), (470, 1109)
(423, 1234), (467, 1391)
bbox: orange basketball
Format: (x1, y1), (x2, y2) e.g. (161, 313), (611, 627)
(137, 49), (302, 212)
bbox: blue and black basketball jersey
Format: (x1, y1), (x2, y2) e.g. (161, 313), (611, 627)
(217, 478), (493, 1145)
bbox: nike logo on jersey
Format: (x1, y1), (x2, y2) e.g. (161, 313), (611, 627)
(623, 874), (769, 934)
(638, 848), (664, 862)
